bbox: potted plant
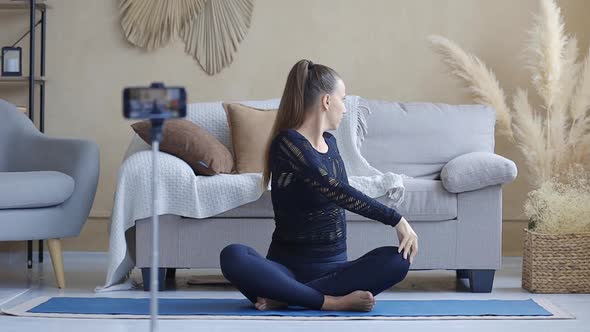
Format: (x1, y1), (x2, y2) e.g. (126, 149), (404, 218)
(522, 165), (589, 293)
(429, 0), (590, 293)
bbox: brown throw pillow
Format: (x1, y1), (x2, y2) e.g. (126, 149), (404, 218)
(131, 119), (233, 176)
(223, 103), (277, 173)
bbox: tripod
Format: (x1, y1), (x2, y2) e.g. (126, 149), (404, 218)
(149, 118), (164, 332)
(123, 83), (186, 332)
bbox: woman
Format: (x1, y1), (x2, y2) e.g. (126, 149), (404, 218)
(220, 60), (418, 312)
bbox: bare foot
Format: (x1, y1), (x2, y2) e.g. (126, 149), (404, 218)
(322, 290), (375, 312)
(254, 297), (288, 311)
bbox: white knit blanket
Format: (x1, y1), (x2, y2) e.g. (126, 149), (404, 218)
(97, 96), (406, 291)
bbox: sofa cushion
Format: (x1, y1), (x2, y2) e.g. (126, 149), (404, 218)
(131, 119), (233, 176)
(441, 151), (518, 193)
(0, 171), (75, 209)
(359, 98), (495, 179)
(223, 103), (277, 174)
(213, 179), (456, 222)
(183, 99), (280, 155)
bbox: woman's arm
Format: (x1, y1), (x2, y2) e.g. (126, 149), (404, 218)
(275, 134), (403, 227)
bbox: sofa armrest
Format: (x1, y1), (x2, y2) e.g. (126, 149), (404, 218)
(441, 152), (517, 193)
(456, 185), (503, 269)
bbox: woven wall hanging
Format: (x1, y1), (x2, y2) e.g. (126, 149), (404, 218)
(120, 0), (254, 75)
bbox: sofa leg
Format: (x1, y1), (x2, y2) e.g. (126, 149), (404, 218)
(141, 268), (166, 291)
(165, 268), (176, 288)
(468, 269), (495, 293)
(47, 239), (65, 289)
(39, 240), (44, 263)
(456, 269), (469, 279)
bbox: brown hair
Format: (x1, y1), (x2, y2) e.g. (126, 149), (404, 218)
(261, 59), (341, 190)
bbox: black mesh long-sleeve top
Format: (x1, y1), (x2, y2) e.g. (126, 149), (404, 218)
(268, 128), (403, 258)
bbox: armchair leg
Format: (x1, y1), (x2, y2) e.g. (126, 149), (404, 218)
(38, 240), (44, 263)
(27, 240), (33, 268)
(48, 239), (65, 289)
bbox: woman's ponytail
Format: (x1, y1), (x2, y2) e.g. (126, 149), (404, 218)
(261, 59), (339, 190)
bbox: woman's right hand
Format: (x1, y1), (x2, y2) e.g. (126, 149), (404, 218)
(395, 217), (418, 264)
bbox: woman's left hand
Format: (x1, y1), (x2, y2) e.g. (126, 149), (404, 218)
(394, 217), (418, 264)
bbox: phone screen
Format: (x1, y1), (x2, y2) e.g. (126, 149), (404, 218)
(123, 87), (186, 119)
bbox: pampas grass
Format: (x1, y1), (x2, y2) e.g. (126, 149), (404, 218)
(511, 89), (549, 187)
(568, 41), (590, 166)
(430, 0), (590, 233)
(527, 0), (566, 115)
(524, 164), (590, 234)
(430, 0), (589, 185)
(429, 36), (514, 140)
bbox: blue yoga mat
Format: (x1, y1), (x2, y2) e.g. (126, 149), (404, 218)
(28, 297), (553, 317)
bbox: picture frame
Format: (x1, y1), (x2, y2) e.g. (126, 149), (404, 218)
(2, 46), (22, 76)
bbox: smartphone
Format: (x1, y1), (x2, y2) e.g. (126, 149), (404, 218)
(123, 86), (187, 119)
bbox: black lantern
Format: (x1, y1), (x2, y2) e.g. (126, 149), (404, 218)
(2, 46), (22, 76)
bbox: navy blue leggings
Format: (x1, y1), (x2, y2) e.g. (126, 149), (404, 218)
(219, 244), (410, 310)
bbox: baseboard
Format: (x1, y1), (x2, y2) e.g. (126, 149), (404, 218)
(0, 242), (26, 266)
(0, 245), (8, 265)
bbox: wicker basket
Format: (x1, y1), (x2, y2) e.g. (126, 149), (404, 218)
(522, 228), (590, 293)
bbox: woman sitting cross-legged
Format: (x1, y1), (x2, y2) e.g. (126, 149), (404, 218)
(220, 59), (418, 312)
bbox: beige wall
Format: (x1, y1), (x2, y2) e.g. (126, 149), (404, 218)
(1, 0), (589, 252)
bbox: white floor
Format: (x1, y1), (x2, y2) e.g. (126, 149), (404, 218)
(0, 252), (589, 332)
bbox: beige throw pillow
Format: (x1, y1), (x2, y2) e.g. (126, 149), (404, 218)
(131, 119), (234, 176)
(223, 103), (277, 174)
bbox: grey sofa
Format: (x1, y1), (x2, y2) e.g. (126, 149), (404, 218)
(134, 97), (517, 293)
(0, 100), (100, 288)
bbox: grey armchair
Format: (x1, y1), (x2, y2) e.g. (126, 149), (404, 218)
(0, 99), (99, 288)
